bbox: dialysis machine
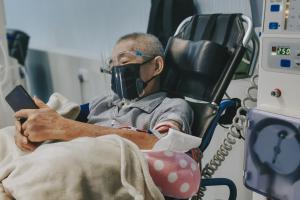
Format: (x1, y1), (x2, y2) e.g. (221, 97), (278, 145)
(244, 0), (300, 199)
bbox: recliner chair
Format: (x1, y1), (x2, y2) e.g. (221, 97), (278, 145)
(161, 14), (258, 200)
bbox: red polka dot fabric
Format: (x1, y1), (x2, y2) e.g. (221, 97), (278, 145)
(143, 150), (201, 199)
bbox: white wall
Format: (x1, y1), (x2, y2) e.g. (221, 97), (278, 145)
(35, 49), (111, 104)
(196, 0), (252, 17)
(4, 0), (150, 59)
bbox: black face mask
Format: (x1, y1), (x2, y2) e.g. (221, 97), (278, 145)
(111, 58), (157, 100)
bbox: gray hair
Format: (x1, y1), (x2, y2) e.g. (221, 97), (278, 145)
(116, 32), (164, 58)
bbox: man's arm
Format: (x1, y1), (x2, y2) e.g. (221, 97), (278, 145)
(47, 117), (159, 150)
(15, 98), (158, 150)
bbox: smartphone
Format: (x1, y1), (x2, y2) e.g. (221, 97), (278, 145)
(5, 85), (38, 123)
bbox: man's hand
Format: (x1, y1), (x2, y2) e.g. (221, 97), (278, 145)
(14, 120), (40, 152)
(15, 97), (70, 143)
(14, 97), (174, 151)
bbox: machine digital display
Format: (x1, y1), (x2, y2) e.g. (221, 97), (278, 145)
(277, 47), (291, 55)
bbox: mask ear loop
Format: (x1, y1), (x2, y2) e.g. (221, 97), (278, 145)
(135, 55), (159, 97)
(136, 75), (159, 97)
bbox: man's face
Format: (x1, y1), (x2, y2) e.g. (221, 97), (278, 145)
(110, 40), (157, 84)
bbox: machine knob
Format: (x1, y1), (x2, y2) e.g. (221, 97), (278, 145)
(271, 88), (282, 97)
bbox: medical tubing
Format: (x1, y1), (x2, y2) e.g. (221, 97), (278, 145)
(195, 75), (258, 200)
(0, 39), (10, 102)
(0, 39), (9, 84)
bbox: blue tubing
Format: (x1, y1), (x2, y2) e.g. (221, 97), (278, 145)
(199, 99), (237, 152)
(201, 178), (237, 200)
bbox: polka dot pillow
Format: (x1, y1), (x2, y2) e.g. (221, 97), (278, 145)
(143, 150), (201, 199)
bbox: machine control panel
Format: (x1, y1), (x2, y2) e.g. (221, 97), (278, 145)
(258, 35), (300, 117)
(262, 38), (300, 74)
(264, 0), (300, 33)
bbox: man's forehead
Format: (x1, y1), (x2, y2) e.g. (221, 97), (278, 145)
(112, 40), (145, 57)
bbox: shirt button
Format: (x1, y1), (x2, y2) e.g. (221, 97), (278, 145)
(111, 120), (116, 127)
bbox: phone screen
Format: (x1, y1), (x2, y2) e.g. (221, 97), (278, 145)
(5, 85), (38, 112)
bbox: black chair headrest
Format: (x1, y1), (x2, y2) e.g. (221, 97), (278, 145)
(162, 37), (230, 100)
(165, 37), (230, 77)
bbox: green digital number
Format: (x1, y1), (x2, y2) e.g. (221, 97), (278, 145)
(277, 47), (291, 55)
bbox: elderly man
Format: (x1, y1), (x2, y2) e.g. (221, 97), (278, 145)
(0, 33), (195, 200)
(14, 32), (193, 151)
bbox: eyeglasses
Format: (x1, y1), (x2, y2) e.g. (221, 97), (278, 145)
(100, 50), (154, 74)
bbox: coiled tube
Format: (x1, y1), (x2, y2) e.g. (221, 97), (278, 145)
(194, 75), (258, 200)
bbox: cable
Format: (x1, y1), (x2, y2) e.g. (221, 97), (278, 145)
(0, 39), (13, 127)
(0, 39), (10, 102)
(224, 92), (231, 99)
(194, 74), (258, 200)
(219, 123), (230, 129)
(0, 39), (9, 86)
(78, 73), (85, 104)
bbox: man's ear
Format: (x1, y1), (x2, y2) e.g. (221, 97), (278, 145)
(153, 56), (164, 76)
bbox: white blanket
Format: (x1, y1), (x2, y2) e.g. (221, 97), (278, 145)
(0, 127), (164, 200)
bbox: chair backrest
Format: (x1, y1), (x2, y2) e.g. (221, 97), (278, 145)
(161, 14), (249, 137)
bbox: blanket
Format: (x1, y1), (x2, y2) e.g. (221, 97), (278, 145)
(0, 127), (164, 200)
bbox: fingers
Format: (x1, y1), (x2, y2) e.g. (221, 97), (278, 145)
(15, 96), (48, 119)
(14, 128), (33, 152)
(21, 119), (30, 135)
(14, 120), (39, 152)
(15, 109), (36, 119)
(33, 96), (49, 109)
(15, 107), (60, 143)
(15, 120), (22, 133)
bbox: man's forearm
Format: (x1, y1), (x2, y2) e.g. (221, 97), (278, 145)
(60, 119), (158, 149)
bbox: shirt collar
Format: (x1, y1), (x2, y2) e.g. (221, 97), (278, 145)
(111, 92), (167, 113)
